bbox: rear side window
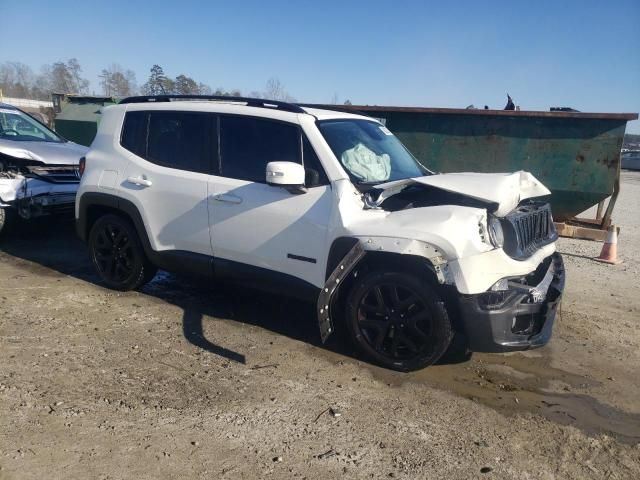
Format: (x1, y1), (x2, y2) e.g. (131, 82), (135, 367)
(121, 111), (212, 174)
(220, 116), (300, 183)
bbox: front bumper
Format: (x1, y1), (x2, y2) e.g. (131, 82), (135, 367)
(16, 192), (77, 218)
(0, 177), (78, 219)
(457, 253), (565, 353)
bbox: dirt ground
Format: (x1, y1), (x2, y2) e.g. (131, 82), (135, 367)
(1, 172), (639, 480)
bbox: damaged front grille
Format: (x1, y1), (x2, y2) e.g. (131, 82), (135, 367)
(25, 165), (80, 184)
(502, 201), (557, 259)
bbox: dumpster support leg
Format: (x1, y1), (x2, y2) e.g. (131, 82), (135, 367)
(601, 156), (621, 229)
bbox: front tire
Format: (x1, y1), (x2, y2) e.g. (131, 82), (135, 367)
(0, 208), (6, 237)
(0, 208), (14, 237)
(88, 214), (157, 291)
(345, 271), (452, 371)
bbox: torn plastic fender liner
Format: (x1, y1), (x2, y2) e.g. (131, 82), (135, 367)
(318, 241), (365, 343)
(317, 236), (452, 343)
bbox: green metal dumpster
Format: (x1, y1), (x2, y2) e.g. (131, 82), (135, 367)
(53, 95), (117, 146)
(305, 105), (638, 224)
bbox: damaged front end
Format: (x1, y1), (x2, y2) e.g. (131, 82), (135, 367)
(317, 171), (563, 348)
(364, 171), (551, 216)
(0, 152), (81, 223)
(457, 253), (565, 352)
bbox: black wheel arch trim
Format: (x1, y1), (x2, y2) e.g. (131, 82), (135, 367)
(76, 191), (119, 243)
(318, 240), (366, 342)
(325, 236), (360, 281)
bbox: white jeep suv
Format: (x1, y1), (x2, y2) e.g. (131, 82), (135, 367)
(76, 95), (565, 371)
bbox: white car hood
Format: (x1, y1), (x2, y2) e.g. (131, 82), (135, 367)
(374, 171), (551, 217)
(0, 140), (88, 166)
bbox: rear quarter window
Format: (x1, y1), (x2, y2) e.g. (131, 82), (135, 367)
(120, 110), (212, 174)
(121, 111), (147, 158)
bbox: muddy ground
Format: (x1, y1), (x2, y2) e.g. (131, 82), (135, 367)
(1, 171), (639, 479)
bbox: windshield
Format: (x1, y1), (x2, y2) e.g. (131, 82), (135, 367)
(0, 107), (64, 143)
(318, 119), (427, 184)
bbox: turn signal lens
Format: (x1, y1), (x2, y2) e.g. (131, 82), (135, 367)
(78, 157), (86, 177)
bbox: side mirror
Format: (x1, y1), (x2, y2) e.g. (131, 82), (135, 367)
(266, 162), (306, 193)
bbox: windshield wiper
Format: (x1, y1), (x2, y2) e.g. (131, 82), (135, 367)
(356, 179), (385, 186)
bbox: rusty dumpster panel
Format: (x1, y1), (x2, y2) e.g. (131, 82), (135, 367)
(305, 105), (638, 222)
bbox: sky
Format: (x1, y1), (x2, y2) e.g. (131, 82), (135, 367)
(2, 0), (639, 133)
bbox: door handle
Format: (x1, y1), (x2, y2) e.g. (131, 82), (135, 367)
(126, 176), (153, 187)
(212, 193), (242, 204)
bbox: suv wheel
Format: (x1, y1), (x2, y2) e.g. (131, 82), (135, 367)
(345, 271), (452, 371)
(0, 207), (16, 238)
(88, 214), (157, 291)
(0, 208), (6, 237)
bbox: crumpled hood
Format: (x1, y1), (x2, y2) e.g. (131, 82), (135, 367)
(0, 140), (88, 166)
(373, 171), (551, 217)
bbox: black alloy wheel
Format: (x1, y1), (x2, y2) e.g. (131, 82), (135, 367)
(345, 271), (452, 371)
(88, 214), (156, 291)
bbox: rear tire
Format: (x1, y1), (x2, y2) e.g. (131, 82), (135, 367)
(88, 214), (157, 291)
(345, 271), (452, 371)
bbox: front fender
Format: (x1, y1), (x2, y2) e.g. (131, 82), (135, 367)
(318, 236), (452, 343)
(345, 205), (493, 261)
(354, 235), (449, 279)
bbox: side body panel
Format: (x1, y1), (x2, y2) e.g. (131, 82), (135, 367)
(76, 106), (129, 219)
(207, 177), (334, 288)
(79, 106), (212, 256)
(119, 158), (211, 256)
(206, 114), (340, 288)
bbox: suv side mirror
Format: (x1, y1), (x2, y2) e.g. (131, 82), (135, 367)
(266, 162), (306, 193)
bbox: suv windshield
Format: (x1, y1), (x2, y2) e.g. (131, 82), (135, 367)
(318, 119), (427, 184)
(0, 106), (64, 143)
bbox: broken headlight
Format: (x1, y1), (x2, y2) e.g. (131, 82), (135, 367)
(490, 278), (509, 291)
(487, 216), (504, 248)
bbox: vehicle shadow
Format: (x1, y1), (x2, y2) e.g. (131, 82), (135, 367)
(0, 217), (467, 368)
(0, 217), (354, 366)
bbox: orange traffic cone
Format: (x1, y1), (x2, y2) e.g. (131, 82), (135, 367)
(595, 225), (622, 265)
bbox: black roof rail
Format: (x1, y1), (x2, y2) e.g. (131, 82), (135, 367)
(119, 95), (306, 114)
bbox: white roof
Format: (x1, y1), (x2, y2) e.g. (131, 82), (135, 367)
(116, 100), (377, 123)
(301, 106), (378, 122)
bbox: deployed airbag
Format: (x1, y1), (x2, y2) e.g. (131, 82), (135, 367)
(341, 143), (391, 182)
